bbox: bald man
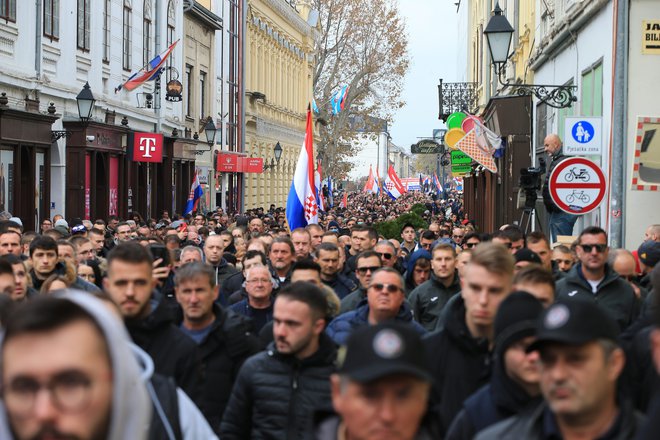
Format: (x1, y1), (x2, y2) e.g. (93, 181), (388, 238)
(541, 134), (578, 242)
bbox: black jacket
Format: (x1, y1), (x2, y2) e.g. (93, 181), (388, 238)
(220, 334), (337, 440)
(424, 296), (492, 435)
(409, 271), (461, 331)
(175, 304), (263, 433)
(445, 354), (542, 440)
(322, 273), (357, 300)
(217, 270), (245, 305)
(542, 150), (569, 213)
(555, 263), (639, 331)
(339, 287), (367, 314)
(125, 298), (203, 405)
(475, 400), (645, 440)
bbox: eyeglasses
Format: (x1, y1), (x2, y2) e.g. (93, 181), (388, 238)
(453, 235), (464, 239)
(377, 252), (393, 260)
(579, 244), (607, 253)
(3, 372), (96, 416)
(420, 243), (432, 249)
(369, 283), (402, 293)
(357, 266), (380, 275)
(464, 242), (479, 248)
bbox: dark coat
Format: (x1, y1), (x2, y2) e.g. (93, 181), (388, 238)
(408, 271), (461, 331)
(220, 334), (337, 440)
(211, 258), (239, 297)
(326, 301), (426, 345)
(338, 287), (367, 314)
(424, 296), (492, 435)
(555, 263), (640, 330)
(322, 273), (357, 300)
(542, 150), (569, 213)
(475, 400), (645, 440)
(217, 270), (245, 305)
(125, 298), (203, 405)
(174, 304), (263, 433)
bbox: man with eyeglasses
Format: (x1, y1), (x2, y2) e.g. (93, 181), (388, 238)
(326, 267), (425, 345)
(40, 218), (53, 233)
(555, 226), (638, 330)
(373, 240), (398, 269)
(339, 250), (382, 313)
(0, 294), (151, 440)
(452, 227), (465, 248)
(463, 232), (481, 249)
(230, 265), (275, 333)
(419, 230), (437, 252)
(409, 243), (462, 331)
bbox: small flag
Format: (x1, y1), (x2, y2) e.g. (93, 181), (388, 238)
(331, 85), (350, 115)
(115, 40), (179, 93)
(340, 192), (348, 208)
(375, 167), (382, 195)
(286, 106), (318, 231)
(184, 171), (203, 215)
(315, 159), (325, 212)
(328, 177), (334, 208)
(312, 98), (320, 114)
(364, 165), (376, 193)
(433, 173), (443, 193)
(384, 165), (407, 200)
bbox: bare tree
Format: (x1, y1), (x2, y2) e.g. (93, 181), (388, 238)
(312, 0), (409, 179)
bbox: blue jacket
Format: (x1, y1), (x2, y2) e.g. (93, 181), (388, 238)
(325, 301), (426, 345)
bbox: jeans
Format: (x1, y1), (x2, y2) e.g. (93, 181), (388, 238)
(548, 211), (579, 243)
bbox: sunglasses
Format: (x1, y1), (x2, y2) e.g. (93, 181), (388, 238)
(377, 252), (393, 260)
(369, 283), (402, 293)
(453, 235), (464, 239)
(357, 266), (380, 274)
(579, 244), (607, 253)
(464, 242), (479, 248)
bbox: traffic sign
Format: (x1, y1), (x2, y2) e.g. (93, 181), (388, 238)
(548, 157), (607, 215)
(564, 117), (602, 155)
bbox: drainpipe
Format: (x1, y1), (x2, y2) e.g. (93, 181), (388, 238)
(35, 0), (43, 77)
(609, 0), (628, 248)
(240, 0), (247, 214)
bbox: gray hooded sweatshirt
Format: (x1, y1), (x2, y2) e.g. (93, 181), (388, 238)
(0, 291), (153, 440)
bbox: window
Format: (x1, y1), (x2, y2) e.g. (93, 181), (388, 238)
(123, 1), (132, 70)
(77, 0), (90, 50)
(0, 0), (16, 22)
(44, 0), (59, 40)
(167, 0), (175, 76)
(185, 65), (193, 117)
(581, 61), (603, 117)
(200, 71), (207, 119)
(143, 0), (152, 66)
(103, 0), (111, 62)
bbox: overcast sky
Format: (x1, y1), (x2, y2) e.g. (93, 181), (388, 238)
(349, 0), (465, 180)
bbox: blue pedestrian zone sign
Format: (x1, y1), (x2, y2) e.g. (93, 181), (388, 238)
(564, 117), (602, 155)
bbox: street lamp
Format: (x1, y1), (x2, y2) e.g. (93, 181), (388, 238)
(52, 82), (96, 141)
(483, 3), (577, 108)
(204, 118), (217, 146)
(264, 142), (284, 171)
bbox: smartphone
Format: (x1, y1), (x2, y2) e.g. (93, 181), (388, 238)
(148, 244), (171, 268)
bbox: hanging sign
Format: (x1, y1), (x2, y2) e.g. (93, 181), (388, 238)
(133, 133), (163, 163)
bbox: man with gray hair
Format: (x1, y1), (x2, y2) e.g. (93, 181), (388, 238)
(174, 261), (262, 433)
(180, 245), (204, 265)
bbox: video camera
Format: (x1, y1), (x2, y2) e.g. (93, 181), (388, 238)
(517, 158), (546, 210)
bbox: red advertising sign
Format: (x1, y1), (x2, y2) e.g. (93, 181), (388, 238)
(109, 157), (119, 216)
(548, 157), (607, 215)
(133, 133), (164, 163)
(84, 154), (91, 220)
(242, 157), (264, 173)
(217, 153), (243, 172)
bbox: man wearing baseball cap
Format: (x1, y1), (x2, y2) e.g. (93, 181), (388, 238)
(314, 322), (440, 439)
(476, 299), (644, 440)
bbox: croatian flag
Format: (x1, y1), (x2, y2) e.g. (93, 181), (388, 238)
(375, 167), (382, 195)
(115, 40), (179, 93)
(315, 159), (325, 212)
(384, 164), (407, 200)
(184, 172), (203, 215)
(433, 173), (443, 193)
(286, 107), (318, 231)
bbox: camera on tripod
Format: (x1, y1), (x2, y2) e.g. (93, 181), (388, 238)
(517, 158), (546, 210)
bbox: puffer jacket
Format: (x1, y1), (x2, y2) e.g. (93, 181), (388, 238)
(475, 400), (644, 440)
(325, 301), (426, 345)
(555, 263), (640, 330)
(408, 271), (461, 331)
(220, 334), (337, 440)
(424, 296), (492, 436)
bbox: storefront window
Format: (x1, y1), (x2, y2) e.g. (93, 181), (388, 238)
(35, 152), (45, 224)
(0, 150), (13, 213)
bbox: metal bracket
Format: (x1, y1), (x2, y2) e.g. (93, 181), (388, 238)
(51, 130), (71, 142)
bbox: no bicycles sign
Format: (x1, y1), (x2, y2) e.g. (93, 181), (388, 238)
(548, 157), (607, 215)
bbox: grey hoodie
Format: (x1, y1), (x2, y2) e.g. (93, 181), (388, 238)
(0, 291), (152, 440)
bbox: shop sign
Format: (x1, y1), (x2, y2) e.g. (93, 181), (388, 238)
(165, 79), (183, 102)
(642, 21), (660, 55)
(242, 158), (264, 173)
(217, 153), (243, 172)
(133, 133), (164, 163)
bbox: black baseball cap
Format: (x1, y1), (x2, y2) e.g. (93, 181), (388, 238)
(515, 248), (542, 265)
(527, 299), (619, 353)
(337, 322), (432, 383)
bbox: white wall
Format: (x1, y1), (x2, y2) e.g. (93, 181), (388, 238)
(533, 1), (614, 233)
(624, 0), (660, 249)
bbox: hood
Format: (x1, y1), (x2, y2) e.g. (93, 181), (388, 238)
(405, 249), (432, 286)
(0, 291), (152, 440)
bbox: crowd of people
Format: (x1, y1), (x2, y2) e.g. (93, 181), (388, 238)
(0, 193), (658, 440)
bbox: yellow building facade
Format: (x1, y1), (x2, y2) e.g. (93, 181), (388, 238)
(466, 0), (536, 110)
(244, 0), (317, 209)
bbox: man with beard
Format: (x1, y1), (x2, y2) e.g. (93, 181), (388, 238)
(269, 237), (295, 286)
(220, 282), (336, 439)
